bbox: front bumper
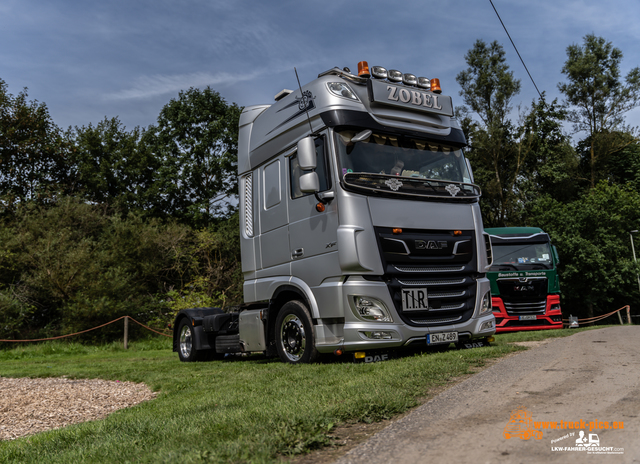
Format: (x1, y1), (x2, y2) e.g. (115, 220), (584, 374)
(492, 295), (563, 333)
(315, 277), (495, 353)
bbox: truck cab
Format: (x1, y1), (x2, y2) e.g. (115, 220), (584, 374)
(485, 227), (563, 332)
(174, 62), (495, 363)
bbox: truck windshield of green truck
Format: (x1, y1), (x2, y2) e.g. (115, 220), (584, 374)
(491, 242), (553, 269)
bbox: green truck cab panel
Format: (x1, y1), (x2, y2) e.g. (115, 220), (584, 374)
(484, 227), (561, 295)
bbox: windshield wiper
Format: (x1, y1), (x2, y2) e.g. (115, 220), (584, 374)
(421, 179), (440, 193)
(530, 263), (551, 270)
(494, 264), (519, 271)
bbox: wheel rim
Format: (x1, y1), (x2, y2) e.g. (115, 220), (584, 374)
(280, 314), (306, 362)
(179, 324), (193, 358)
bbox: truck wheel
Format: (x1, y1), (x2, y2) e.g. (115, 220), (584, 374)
(275, 300), (318, 364)
(177, 318), (201, 362)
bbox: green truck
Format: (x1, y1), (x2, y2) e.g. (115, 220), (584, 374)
(485, 227), (563, 333)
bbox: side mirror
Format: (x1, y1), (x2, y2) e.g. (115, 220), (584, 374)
(297, 137), (316, 170)
(299, 172), (319, 193)
(553, 245), (560, 265)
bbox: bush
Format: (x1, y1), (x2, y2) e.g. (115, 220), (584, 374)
(0, 198), (243, 342)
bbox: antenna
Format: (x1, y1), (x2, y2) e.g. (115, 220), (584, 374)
(295, 67), (314, 134)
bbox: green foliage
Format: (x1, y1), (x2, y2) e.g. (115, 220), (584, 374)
(529, 183), (640, 317)
(0, 79), (69, 210)
(0, 199), (243, 340)
(456, 39), (521, 128)
(147, 87), (242, 226)
(558, 34), (640, 188)
(456, 42), (576, 226)
(67, 117), (160, 214)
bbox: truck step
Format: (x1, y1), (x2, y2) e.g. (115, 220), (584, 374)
(215, 334), (242, 354)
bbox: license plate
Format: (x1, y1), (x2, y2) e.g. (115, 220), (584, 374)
(401, 288), (428, 311)
(427, 332), (458, 344)
(519, 315), (537, 321)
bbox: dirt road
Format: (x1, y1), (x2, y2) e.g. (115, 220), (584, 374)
(334, 326), (639, 464)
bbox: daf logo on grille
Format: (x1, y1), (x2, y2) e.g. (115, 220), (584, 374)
(415, 240), (448, 250)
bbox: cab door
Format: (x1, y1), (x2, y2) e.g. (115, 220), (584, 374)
(287, 134), (339, 286)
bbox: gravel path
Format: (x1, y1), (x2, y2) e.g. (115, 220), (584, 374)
(0, 377), (156, 440)
(334, 326), (640, 464)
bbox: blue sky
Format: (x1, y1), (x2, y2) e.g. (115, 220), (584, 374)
(2, 0), (640, 135)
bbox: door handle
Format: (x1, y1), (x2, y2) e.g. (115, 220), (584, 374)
(292, 248), (304, 258)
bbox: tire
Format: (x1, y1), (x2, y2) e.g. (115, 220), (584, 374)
(275, 300), (319, 364)
(177, 318), (216, 362)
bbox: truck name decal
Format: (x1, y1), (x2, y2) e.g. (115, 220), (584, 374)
(386, 85), (443, 110)
(364, 354), (389, 363)
(415, 240), (447, 250)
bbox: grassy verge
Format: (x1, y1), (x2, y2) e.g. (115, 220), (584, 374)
(0, 327), (602, 463)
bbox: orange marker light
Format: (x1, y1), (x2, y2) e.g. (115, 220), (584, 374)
(392, 228), (403, 235)
(430, 78), (442, 94)
(358, 61), (370, 78)
(316, 202), (326, 212)
(453, 230), (462, 236)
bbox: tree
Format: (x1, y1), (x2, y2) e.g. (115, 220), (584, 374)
(558, 34), (640, 188)
(456, 40), (524, 226)
(148, 87), (242, 226)
(530, 182), (640, 319)
(0, 79), (68, 211)
(517, 97), (578, 208)
(456, 39), (521, 129)
(67, 117), (160, 214)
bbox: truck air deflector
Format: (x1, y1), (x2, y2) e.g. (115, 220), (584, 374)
(319, 110), (467, 147)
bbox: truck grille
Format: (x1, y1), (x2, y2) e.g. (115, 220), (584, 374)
(504, 300), (547, 315)
(497, 277), (548, 315)
(374, 227), (477, 327)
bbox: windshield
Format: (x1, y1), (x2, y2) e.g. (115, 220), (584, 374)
(335, 129), (478, 199)
(490, 242), (553, 270)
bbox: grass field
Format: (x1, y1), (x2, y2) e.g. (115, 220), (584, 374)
(0, 327), (602, 463)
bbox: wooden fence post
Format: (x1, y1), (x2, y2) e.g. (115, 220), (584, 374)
(124, 316), (129, 349)
(628, 306), (633, 325)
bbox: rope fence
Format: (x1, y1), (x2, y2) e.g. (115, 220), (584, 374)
(0, 315), (172, 346)
(562, 305), (632, 326)
(0, 306), (633, 345)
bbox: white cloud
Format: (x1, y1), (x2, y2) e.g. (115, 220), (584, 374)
(104, 71), (259, 100)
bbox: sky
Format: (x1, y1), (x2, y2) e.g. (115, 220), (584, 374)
(2, 0), (640, 137)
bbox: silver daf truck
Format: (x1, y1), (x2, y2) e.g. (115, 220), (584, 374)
(173, 61), (495, 364)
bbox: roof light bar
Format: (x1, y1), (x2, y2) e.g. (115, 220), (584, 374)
(371, 66), (388, 79)
(402, 73), (417, 86)
(359, 63), (443, 93)
(417, 77), (430, 89)
(388, 69), (402, 83)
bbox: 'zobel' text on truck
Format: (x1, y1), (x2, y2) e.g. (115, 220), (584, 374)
(173, 61), (496, 364)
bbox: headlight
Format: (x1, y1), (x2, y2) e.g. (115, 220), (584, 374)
(327, 82), (359, 101)
(479, 291), (492, 315)
(351, 296), (393, 322)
